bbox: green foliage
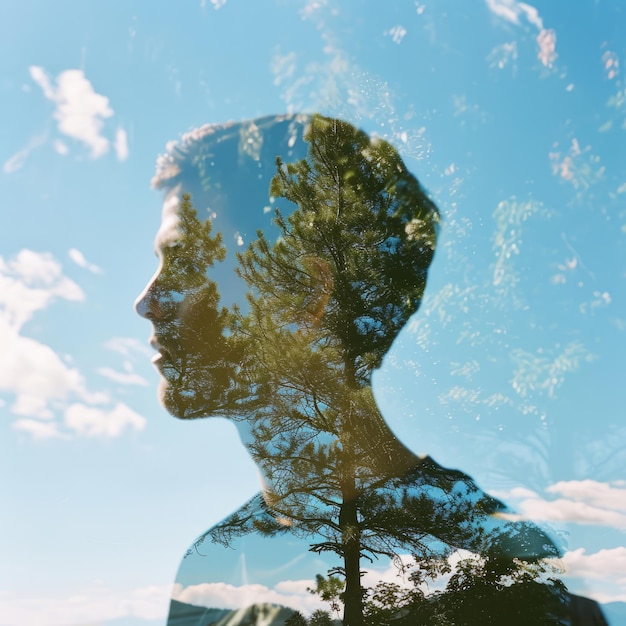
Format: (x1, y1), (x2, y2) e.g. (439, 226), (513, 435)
(149, 192), (250, 418)
(308, 609), (336, 626)
(308, 574), (345, 614)
(285, 610), (309, 626)
(359, 553), (568, 626)
(158, 122), (565, 625)
(436, 554), (568, 625)
(240, 114), (439, 385)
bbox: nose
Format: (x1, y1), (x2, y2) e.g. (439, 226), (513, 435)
(134, 271), (159, 320)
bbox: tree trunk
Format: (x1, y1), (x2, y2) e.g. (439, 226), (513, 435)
(340, 489), (364, 626)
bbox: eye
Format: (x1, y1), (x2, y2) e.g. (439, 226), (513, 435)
(154, 240), (182, 260)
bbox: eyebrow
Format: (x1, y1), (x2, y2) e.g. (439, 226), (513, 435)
(153, 215), (182, 254)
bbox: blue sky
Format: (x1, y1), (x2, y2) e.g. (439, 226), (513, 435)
(1, 1), (625, 624)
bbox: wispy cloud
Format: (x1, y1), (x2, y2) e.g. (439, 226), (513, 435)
(68, 248), (103, 274)
(114, 126), (129, 161)
(12, 418), (67, 440)
(549, 138), (605, 198)
(29, 65), (55, 99)
(105, 337), (153, 359)
(536, 28), (557, 68)
(385, 25), (407, 45)
(205, 0), (228, 8)
(3, 132), (48, 174)
(485, 0), (543, 28)
(27, 65), (129, 162)
(97, 363), (149, 386)
(485, 0), (557, 69)
(64, 402), (146, 438)
(510, 341), (592, 399)
(100, 338), (153, 387)
(488, 41), (518, 71)
(54, 139), (69, 155)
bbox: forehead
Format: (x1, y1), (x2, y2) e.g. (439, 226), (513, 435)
(154, 116), (311, 252)
(154, 189), (181, 251)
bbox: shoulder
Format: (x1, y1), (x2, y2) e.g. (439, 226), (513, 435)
(186, 492), (288, 558)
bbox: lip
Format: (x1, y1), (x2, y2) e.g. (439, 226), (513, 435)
(149, 336), (170, 363)
(149, 335), (167, 352)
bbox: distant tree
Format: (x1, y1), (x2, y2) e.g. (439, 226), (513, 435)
(308, 609), (335, 626)
(308, 573), (345, 614)
(359, 551), (568, 626)
(436, 552), (568, 625)
(285, 610), (309, 626)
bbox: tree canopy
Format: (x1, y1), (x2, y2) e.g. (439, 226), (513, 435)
(156, 115), (566, 625)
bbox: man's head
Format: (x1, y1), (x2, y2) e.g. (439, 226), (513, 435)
(136, 114), (439, 416)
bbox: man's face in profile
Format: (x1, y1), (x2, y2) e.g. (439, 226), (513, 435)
(136, 114), (439, 419)
(135, 193), (185, 412)
(135, 191), (238, 419)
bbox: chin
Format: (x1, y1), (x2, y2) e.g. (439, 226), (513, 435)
(157, 378), (183, 418)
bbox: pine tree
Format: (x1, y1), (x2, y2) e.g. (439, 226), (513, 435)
(149, 192), (250, 418)
(164, 118), (564, 625)
(285, 610), (309, 626)
(234, 116), (483, 626)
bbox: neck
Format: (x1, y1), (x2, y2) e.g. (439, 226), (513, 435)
(232, 388), (420, 506)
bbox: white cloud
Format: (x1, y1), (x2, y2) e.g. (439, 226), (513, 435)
(385, 25), (407, 45)
(3, 132), (48, 174)
(201, 0), (228, 9)
(518, 2), (543, 29)
(0, 250), (102, 422)
(29, 65), (55, 99)
(12, 418), (67, 440)
(64, 402), (146, 438)
(0, 582), (171, 626)
(105, 337), (153, 359)
(0, 321), (106, 420)
(561, 547), (626, 582)
(68, 247), (103, 274)
(496, 480), (626, 530)
(485, 1), (556, 70)
(97, 363), (149, 386)
(172, 579), (325, 615)
(271, 52), (297, 87)
(485, 0), (521, 24)
(547, 480), (626, 513)
(54, 139), (69, 155)
(0, 250), (83, 330)
(114, 126), (129, 161)
(485, 0), (542, 28)
(29, 65), (115, 158)
(1, 250), (145, 440)
(537, 28), (557, 67)
(487, 41), (518, 71)
(556, 547), (626, 604)
(518, 495), (626, 529)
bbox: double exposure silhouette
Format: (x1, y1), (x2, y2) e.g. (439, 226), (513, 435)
(136, 115), (576, 625)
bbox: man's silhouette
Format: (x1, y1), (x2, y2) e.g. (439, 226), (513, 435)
(136, 115), (576, 625)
